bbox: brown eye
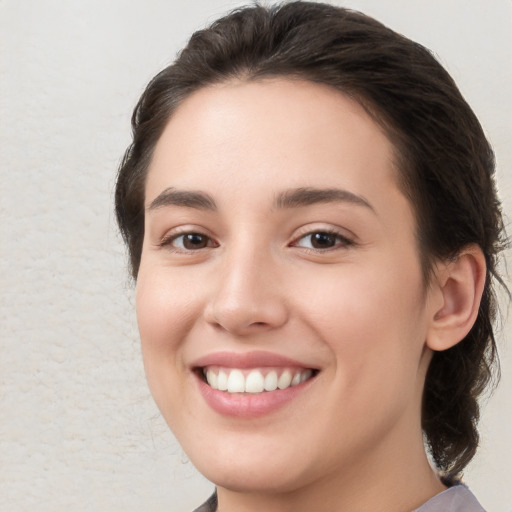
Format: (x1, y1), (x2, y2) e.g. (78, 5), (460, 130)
(182, 233), (209, 249)
(168, 232), (214, 251)
(310, 232), (337, 249)
(294, 231), (352, 250)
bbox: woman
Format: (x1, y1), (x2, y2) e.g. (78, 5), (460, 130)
(115, 2), (506, 511)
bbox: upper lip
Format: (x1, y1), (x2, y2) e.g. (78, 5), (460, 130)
(191, 350), (319, 370)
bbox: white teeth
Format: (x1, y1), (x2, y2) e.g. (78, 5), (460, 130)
(227, 369), (245, 393)
(291, 372), (302, 386)
(301, 369), (312, 382)
(277, 369), (292, 389)
(217, 370), (228, 391)
(204, 367), (315, 394)
(245, 370), (265, 393)
(206, 369), (218, 389)
(264, 371), (278, 391)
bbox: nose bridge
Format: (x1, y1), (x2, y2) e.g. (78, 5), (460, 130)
(206, 236), (287, 334)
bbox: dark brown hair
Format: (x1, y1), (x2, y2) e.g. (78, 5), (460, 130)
(115, 1), (506, 477)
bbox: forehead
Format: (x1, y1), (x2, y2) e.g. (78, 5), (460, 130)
(146, 79), (401, 212)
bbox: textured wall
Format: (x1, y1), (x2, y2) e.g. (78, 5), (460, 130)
(1, 1), (510, 511)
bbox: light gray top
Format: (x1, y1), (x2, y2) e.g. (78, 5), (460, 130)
(194, 484), (485, 511)
(414, 484), (485, 512)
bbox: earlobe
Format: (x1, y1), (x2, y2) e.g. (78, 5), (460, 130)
(426, 245), (486, 351)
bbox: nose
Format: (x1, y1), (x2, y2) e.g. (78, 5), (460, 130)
(204, 247), (288, 336)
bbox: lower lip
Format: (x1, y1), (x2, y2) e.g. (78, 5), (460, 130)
(195, 373), (315, 418)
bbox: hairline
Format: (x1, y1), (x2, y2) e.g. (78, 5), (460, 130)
(135, 74), (435, 285)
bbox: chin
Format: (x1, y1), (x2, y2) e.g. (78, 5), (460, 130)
(199, 460), (309, 494)
(181, 431), (333, 496)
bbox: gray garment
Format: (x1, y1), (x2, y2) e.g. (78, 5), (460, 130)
(194, 484), (485, 511)
(414, 484), (485, 512)
(193, 493), (216, 512)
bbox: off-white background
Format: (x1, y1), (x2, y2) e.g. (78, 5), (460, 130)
(1, 1), (510, 511)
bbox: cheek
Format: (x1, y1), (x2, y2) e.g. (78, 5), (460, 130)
(299, 256), (425, 335)
(137, 268), (196, 345)
(135, 268), (204, 395)
(295, 255), (428, 391)
(135, 268), (205, 424)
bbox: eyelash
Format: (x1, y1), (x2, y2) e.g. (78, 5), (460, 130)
(291, 229), (354, 252)
(159, 229), (354, 253)
(159, 231), (218, 252)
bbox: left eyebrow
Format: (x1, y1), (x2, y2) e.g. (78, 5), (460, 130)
(274, 187), (375, 213)
(147, 187), (217, 212)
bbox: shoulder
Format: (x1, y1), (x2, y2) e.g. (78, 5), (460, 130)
(192, 492), (217, 512)
(414, 484), (486, 512)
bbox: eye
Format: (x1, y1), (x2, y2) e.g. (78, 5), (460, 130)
(293, 231), (352, 250)
(162, 232), (217, 251)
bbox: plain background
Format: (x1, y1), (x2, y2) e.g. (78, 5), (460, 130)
(1, 1), (510, 511)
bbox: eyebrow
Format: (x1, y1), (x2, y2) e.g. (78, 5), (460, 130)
(147, 186), (374, 213)
(147, 187), (217, 211)
(274, 187), (375, 212)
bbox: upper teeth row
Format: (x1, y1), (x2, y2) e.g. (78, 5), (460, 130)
(205, 368), (313, 394)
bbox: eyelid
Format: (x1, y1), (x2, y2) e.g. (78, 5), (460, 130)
(155, 224), (356, 253)
(289, 226), (356, 251)
(157, 226), (219, 251)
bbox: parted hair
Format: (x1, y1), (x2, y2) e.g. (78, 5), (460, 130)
(115, 1), (506, 477)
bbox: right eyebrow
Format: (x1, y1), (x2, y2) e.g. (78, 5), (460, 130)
(147, 187), (217, 212)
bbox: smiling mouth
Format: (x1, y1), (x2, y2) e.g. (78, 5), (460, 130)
(199, 366), (318, 394)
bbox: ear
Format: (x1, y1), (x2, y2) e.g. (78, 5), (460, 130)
(426, 245), (487, 351)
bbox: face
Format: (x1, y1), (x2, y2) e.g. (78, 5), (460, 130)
(137, 80), (437, 493)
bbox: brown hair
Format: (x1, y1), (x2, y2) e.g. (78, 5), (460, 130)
(115, 1), (507, 477)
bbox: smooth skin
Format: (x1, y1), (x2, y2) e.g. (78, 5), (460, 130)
(136, 79), (486, 512)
